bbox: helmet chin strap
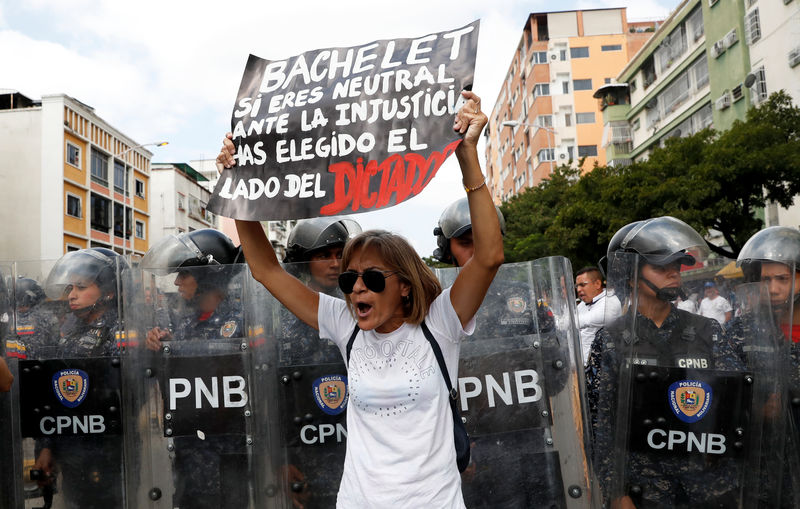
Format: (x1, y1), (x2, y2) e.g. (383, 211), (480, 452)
(641, 276), (686, 302)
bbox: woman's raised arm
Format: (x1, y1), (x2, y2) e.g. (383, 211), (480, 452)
(449, 91), (505, 327)
(217, 135), (320, 329)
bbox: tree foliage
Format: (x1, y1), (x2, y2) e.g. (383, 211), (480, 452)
(501, 91), (800, 268)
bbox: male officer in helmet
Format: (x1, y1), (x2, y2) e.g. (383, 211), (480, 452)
(142, 229), (249, 509)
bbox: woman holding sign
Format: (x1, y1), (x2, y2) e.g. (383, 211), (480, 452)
(217, 90), (502, 508)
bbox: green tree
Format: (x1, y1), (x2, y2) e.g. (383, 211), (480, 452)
(500, 91), (800, 265)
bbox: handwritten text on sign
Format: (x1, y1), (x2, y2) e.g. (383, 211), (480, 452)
(208, 21), (479, 220)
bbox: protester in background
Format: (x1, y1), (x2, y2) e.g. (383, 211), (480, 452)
(676, 291), (699, 314)
(698, 281), (732, 326)
(575, 266), (621, 365)
(217, 90), (504, 508)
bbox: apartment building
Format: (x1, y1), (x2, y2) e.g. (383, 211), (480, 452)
(0, 90), (157, 261)
(485, 8), (659, 202)
(600, 0), (800, 224)
(149, 163), (216, 247)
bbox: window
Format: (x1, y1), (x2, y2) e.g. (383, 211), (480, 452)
(538, 148), (555, 162)
(66, 245), (81, 252)
(90, 149), (108, 185)
(570, 47), (589, 58)
(66, 194), (82, 218)
(531, 51), (547, 65)
(751, 66), (768, 104)
(533, 83), (550, 97)
(745, 9), (761, 44)
(633, 118), (641, 131)
(692, 54), (709, 90)
(66, 143), (81, 168)
(135, 179), (145, 198)
(90, 194), (111, 232)
(576, 112), (596, 124)
(661, 72), (691, 114)
(564, 113), (572, 126)
(629, 79), (638, 93)
(114, 203), (132, 238)
(601, 44), (622, 52)
(113, 160), (129, 195)
(135, 220), (145, 240)
(537, 115), (553, 128)
(604, 78), (612, 84)
(578, 145), (598, 157)
(177, 193), (185, 211)
(560, 49), (568, 61)
(562, 81), (570, 94)
(687, 6), (704, 42)
(573, 79), (593, 91)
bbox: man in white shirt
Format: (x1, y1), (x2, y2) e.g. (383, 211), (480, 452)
(676, 292), (699, 313)
(698, 281), (732, 326)
(575, 267), (621, 365)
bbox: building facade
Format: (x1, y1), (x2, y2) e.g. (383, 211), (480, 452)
(600, 0), (800, 225)
(485, 9), (659, 203)
(149, 163), (216, 247)
(0, 90), (156, 261)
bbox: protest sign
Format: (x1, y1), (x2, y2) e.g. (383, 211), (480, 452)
(208, 21), (479, 220)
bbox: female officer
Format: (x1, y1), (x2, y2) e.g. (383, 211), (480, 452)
(217, 90), (503, 507)
(33, 247), (126, 509)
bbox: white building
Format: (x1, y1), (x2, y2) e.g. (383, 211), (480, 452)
(149, 163), (216, 246)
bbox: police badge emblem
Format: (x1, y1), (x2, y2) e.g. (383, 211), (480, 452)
(506, 297), (527, 314)
(312, 375), (348, 415)
(669, 380), (712, 423)
(52, 369), (90, 408)
(220, 321), (238, 338)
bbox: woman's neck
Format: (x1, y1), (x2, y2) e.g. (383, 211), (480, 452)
(638, 296), (672, 327)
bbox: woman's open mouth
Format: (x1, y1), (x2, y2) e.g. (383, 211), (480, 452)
(356, 302), (373, 318)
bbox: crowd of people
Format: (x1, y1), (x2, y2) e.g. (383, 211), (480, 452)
(0, 90), (799, 508)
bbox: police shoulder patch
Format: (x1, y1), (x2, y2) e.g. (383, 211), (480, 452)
(220, 321), (238, 338)
(52, 369), (90, 408)
(312, 374), (348, 415)
(668, 379), (712, 423)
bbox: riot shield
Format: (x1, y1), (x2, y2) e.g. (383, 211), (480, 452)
(3, 256), (127, 509)
(124, 261), (265, 509)
(591, 251), (786, 507)
(436, 258), (593, 508)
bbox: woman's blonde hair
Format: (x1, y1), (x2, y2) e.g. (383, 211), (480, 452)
(340, 230), (442, 325)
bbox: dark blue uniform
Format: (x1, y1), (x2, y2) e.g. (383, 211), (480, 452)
(589, 307), (743, 508)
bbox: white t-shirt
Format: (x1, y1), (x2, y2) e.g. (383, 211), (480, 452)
(318, 287), (472, 509)
(698, 295), (732, 325)
(676, 299), (697, 314)
(576, 289), (621, 365)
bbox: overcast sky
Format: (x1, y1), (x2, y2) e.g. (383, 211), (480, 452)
(0, 0), (678, 257)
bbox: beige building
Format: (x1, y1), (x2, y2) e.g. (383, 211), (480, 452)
(0, 90), (158, 260)
(485, 9), (660, 203)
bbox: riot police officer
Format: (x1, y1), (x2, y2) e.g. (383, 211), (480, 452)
(588, 217), (755, 508)
(280, 217), (361, 366)
(4, 277), (60, 360)
(33, 247), (126, 509)
(736, 226), (800, 507)
(141, 228), (249, 509)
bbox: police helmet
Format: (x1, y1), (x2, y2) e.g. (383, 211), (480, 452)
(44, 247), (126, 300)
(15, 277), (46, 308)
(737, 226), (800, 282)
(608, 216), (707, 266)
(432, 198), (507, 264)
(284, 217), (362, 263)
(141, 229), (238, 276)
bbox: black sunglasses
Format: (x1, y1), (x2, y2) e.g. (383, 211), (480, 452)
(338, 270), (399, 294)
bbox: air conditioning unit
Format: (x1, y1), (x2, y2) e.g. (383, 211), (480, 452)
(724, 29), (738, 48)
(789, 47), (800, 68)
(715, 92), (732, 110)
(711, 40), (726, 58)
(549, 52), (559, 61)
(559, 153), (567, 159)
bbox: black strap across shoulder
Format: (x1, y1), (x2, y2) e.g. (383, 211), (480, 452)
(345, 324), (360, 365)
(420, 321), (458, 400)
